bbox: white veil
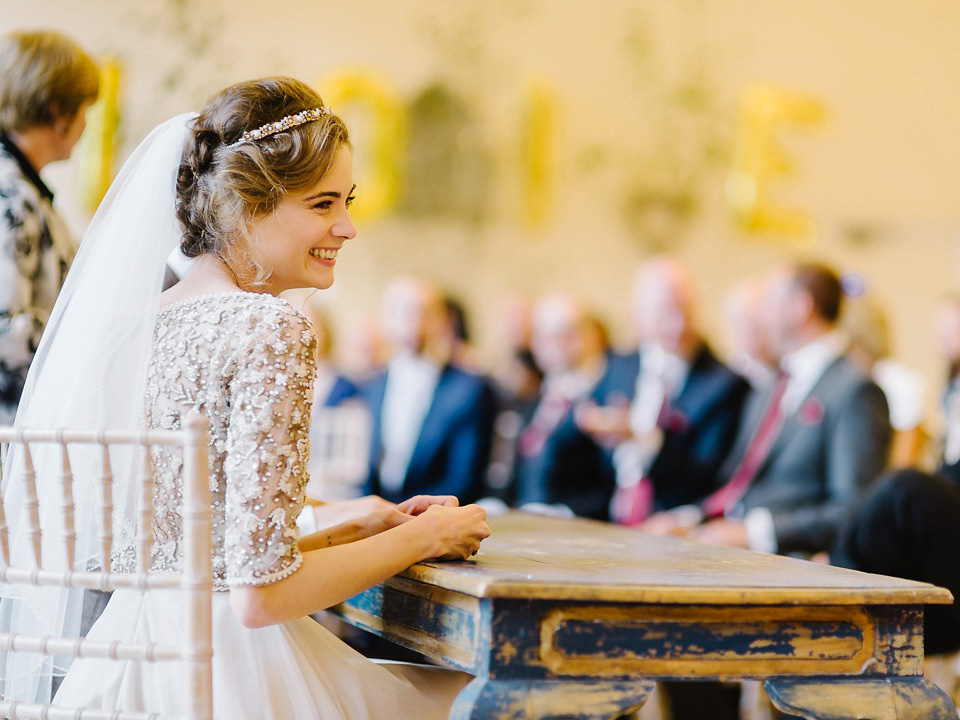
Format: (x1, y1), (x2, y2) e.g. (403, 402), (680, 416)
(0, 112), (197, 702)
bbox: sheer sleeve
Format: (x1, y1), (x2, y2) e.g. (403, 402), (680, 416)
(222, 305), (317, 586)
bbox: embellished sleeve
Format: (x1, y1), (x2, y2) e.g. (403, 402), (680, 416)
(222, 306), (317, 586)
(0, 174), (47, 378)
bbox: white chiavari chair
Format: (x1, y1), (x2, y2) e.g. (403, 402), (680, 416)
(0, 414), (212, 720)
(306, 405), (371, 502)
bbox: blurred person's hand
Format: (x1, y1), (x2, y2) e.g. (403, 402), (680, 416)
(641, 511), (693, 536)
(690, 519), (748, 548)
(575, 402), (632, 447)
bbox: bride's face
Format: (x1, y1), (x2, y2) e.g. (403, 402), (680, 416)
(251, 147), (356, 293)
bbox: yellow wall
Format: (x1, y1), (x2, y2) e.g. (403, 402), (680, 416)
(7, 0), (960, 419)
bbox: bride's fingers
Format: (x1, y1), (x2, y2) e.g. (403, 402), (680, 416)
(397, 494), (459, 515)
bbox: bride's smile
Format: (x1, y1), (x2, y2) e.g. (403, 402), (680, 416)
(252, 146), (357, 293)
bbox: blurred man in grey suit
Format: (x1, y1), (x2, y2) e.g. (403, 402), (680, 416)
(698, 262), (891, 554)
(655, 262), (891, 720)
(648, 262), (891, 556)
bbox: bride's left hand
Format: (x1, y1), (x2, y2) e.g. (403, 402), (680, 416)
(396, 495), (460, 516)
(363, 508), (415, 537)
(310, 495), (395, 530)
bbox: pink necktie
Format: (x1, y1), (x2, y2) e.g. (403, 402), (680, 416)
(611, 475), (654, 525)
(702, 371), (790, 519)
(518, 391), (573, 458)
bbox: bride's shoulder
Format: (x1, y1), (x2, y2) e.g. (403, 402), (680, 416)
(228, 293), (316, 352)
(161, 291), (307, 325)
(158, 292), (314, 348)
(234, 292), (311, 328)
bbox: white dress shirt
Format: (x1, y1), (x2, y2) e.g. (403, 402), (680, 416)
(614, 346), (691, 488)
(378, 355), (441, 495)
(943, 377), (960, 466)
(778, 331), (846, 415)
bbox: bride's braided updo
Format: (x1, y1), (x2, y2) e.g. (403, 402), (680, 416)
(176, 77), (349, 289)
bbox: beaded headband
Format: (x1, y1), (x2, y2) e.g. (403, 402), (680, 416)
(226, 106), (330, 148)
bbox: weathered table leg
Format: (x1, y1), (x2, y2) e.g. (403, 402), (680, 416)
(765, 676), (958, 720)
(450, 678), (655, 720)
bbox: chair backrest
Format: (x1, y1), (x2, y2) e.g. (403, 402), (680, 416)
(307, 404), (371, 501)
(0, 414), (212, 720)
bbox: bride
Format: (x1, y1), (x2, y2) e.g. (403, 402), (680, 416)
(1, 77), (489, 718)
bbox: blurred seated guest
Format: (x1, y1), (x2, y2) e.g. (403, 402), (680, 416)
(361, 276), (495, 504)
(298, 289), (360, 407)
(343, 316), (389, 382)
(484, 295), (543, 502)
(831, 295), (960, 656)
(722, 276), (776, 390)
(0, 30), (98, 423)
(833, 471), (960, 655)
(440, 292), (482, 372)
(578, 257), (749, 522)
(286, 290), (372, 511)
(651, 262), (891, 557)
(936, 295), (960, 484)
(841, 287), (927, 468)
(491, 294), (542, 409)
(512, 294), (611, 518)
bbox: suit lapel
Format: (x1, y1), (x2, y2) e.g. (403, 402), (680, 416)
(669, 345), (713, 428)
(403, 365), (455, 488)
(728, 380), (776, 468)
(594, 351), (641, 405)
(757, 357), (843, 477)
(368, 373), (388, 468)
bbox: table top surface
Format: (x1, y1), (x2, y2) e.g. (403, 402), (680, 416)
(399, 512), (953, 606)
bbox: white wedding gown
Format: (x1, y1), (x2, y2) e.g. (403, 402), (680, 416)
(54, 292), (470, 718)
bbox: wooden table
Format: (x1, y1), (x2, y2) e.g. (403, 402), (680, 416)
(333, 512), (956, 719)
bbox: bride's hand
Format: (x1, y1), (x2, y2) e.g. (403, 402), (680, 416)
(310, 495), (395, 530)
(413, 504), (490, 561)
(396, 494), (459, 516)
(363, 508), (414, 537)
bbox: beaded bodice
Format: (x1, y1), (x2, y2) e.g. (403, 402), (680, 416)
(111, 292), (317, 590)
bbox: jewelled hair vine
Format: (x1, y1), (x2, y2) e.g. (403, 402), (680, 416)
(226, 106), (330, 148)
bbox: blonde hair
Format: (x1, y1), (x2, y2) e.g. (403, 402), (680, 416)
(0, 30), (99, 132)
(175, 77), (350, 291)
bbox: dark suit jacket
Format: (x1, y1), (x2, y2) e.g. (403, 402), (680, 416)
(516, 344), (748, 520)
(513, 402), (614, 520)
(939, 456), (960, 487)
(595, 343), (750, 510)
(722, 355), (891, 555)
(322, 374), (359, 407)
(361, 364), (495, 504)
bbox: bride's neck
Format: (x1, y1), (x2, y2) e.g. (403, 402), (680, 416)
(161, 255), (251, 305)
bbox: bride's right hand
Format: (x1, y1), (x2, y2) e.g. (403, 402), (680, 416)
(413, 504), (491, 561)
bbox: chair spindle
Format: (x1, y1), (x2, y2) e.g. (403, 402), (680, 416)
(138, 438), (155, 574)
(57, 432), (77, 569)
(19, 436), (42, 567)
(97, 437), (114, 574)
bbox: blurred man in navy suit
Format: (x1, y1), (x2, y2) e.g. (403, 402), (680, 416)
(361, 277), (495, 504)
(577, 257), (749, 522)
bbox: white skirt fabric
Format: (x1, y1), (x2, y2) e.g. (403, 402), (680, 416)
(54, 589), (472, 719)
